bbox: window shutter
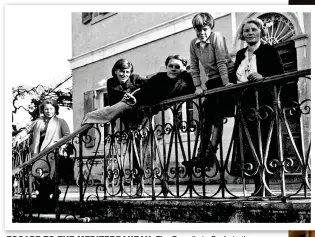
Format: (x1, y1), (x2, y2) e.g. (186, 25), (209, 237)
(84, 90), (95, 148)
(103, 92), (109, 106)
(153, 111), (163, 140)
(103, 93), (110, 135)
(274, 40), (297, 73)
(82, 12), (92, 24)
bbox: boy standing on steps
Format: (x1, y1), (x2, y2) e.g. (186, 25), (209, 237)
(189, 12), (235, 168)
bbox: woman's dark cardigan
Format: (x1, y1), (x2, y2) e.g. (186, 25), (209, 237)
(231, 43), (284, 107)
(231, 43), (283, 84)
(230, 43), (284, 177)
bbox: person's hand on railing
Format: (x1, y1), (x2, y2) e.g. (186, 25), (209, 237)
(51, 140), (70, 157)
(224, 82), (234, 87)
(195, 86), (204, 95)
(58, 143), (75, 157)
(65, 143), (75, 155)
(58, 144), (68, 156)
(247, 72), (263, 82)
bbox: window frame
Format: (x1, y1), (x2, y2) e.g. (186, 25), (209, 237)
(82, 12), (93, 24)
(91, 12), (117, 25)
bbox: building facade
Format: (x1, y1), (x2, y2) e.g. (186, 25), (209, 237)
(69, 11), (311, 183)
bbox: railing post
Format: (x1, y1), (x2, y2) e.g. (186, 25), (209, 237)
(20, 173), (26, 198)
(161, 109), (168, 197)
(236, 102), (247, 197)
(296, 76), (311, 198)
(198, 97), (206, 198)
(54, 150), (60, 221)
(219, 136), (225, 198)
(173, 103), (180, 197)
(130, 129), (134, 195)
(78, 133), (84, 217)
(185, 101), (193, 198)
(149, 109), (156, 201)
(27, 167), (33, 222)
(103, 123), (108, 200)
(254, 89), (266, 197)
(273, 85), (286, 197)
(119, 120), (124, 197)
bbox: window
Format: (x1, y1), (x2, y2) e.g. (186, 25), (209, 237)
(93, 12), (107, 17)
(103, 92), (109, 107)
(178, 101), (194, 122)
(82, 12), (92, 24)
(82, 12), (117, 25)
(102, 93), (111, 136)
(176, 101), (196, 133)
(83, 90), (95, 147)
(274, 40), (297, 73)
(91, 12), (117, 25)
(258, 13), (296, 45)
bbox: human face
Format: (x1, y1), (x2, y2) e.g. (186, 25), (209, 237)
(166, 59), (185, 79)
(43, 104), (56, 118)
(115, 68), (132, 83)
(243, 23), (261, 45)
(194, 25), (212, 42)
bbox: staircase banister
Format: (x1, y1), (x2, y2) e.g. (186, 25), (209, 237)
(12, 69), (310, 176)
(141, 69), (311, 108)
(12, 123), (93, 176)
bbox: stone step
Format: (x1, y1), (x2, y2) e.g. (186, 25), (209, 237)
(13, 197), (311, 223)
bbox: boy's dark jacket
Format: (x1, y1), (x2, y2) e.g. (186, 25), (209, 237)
(134, 71), (195, 106)
(107, 71), (195, 106)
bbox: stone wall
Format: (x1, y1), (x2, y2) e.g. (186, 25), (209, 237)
(13, 199), (310, 223)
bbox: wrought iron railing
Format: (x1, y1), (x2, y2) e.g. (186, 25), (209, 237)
(12, 134), (32, 169)
(12, 134), (32, 195)
(12, 69), (311, 222)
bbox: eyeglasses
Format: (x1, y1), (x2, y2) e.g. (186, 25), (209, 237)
(167, 64), (181, 70)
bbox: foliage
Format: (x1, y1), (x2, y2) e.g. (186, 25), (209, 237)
(12, 76), (72, 123)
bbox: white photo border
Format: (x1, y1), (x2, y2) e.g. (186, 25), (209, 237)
(5, 3), (314, 231)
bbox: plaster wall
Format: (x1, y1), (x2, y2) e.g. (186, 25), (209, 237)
(72, 13), (233, 130)
(72, 12), (189, 57)
(70, 13), (311, 183)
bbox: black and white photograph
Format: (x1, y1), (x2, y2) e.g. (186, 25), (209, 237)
(5, 5), (312, 230)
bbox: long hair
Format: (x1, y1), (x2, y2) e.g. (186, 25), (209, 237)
(111, 58), (134, 77)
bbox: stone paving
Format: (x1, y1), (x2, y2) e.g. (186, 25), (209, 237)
(13, 183), (310, 203)
(12, 183), (311, 223)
